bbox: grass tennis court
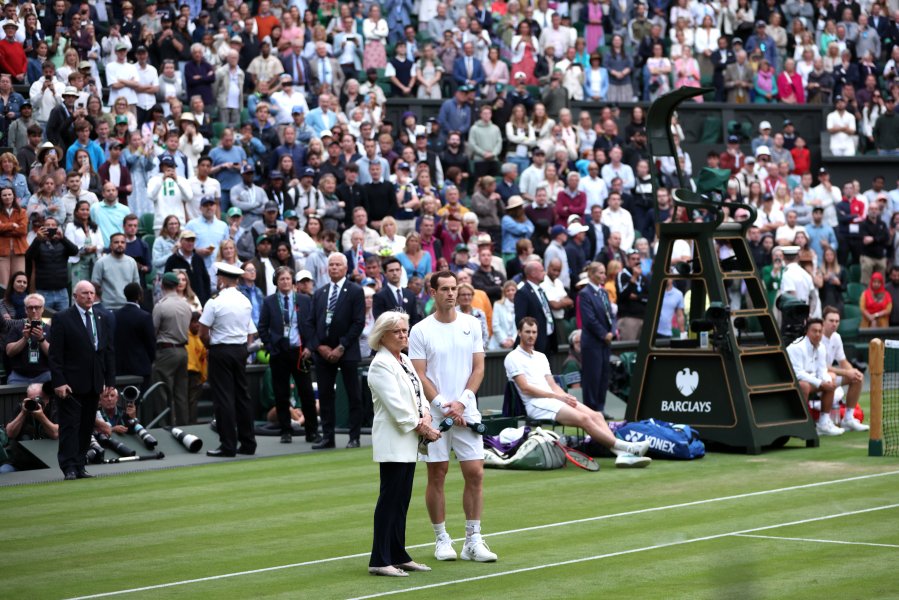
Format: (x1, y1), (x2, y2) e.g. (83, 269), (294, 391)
(4, 417), (898, 600)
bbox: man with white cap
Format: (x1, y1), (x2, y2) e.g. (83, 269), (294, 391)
(751, 120), (773, 156)
(295, 269), (315, 296)
(105, 42), (140, 108)
(200, 262), (258, 457)
(777, 245), (815, 320)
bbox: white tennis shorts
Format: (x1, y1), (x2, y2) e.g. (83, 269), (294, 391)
(420, 423), (485, 462)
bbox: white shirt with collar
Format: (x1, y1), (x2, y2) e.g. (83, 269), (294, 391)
(787, 335), (830, 389)
(199, 286), (257, 345)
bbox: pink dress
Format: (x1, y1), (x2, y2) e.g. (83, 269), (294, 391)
(511, 38), (538, 86)
(674, 57), (703, 101)
(585, 2), (604, 54)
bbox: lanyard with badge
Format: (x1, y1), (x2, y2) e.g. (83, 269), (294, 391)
(28, 334), (40, 364)
(282, 292), (294, 338)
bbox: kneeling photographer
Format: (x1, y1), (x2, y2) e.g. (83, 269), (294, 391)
(1, 383), (58, 473)
(95, 387), (136, 435)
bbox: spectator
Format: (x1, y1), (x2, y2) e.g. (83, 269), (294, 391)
(0, 184), (27, 284)
(91, 232), (140, 311)
(65, 200), (104, 293)
(777, 58), (805, 104)
(25, 216), (77, 311)
(753, 58), (778, 104)
(501, 196), (535, 261)
(114, 283), (155, 389)
(148, 156), (194, 232)
(616, 250), (649, 341)
(164, 230), (211, 305)
(4, 293), (51, 384)
(872, 96), (899, 156)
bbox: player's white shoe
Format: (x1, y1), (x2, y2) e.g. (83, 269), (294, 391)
(461, 534), (497, 562)
(434, 533), (457, 561)
(615, 453), (652, 468)
(625, 440), (651, 457)
(841, 416), (870, 432)
(816, 420), (845, 436)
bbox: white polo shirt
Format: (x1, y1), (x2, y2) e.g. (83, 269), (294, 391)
(199, 286), (257, 345)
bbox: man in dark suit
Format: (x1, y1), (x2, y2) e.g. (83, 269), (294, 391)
(514, 259), (557, 356)
(114, 283), (156, 392)
(280, 38), (317, 99)
(258, 266), (319, 444)
(585, 205), (612, 261)
(309, 253), (365, 449)
(452, 42), (486, 88)
(372, 257), (421, 329)
(579, 261), (615, 413)
(48, 280), (116, 480)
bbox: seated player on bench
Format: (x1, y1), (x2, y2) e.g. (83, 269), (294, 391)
(503, 317), (652, 468)
(821, 306), (869, 432)
(786, 318), (844, 436)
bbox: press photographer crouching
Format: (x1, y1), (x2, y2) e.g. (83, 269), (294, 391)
(95, 386), (136, 435)
(3, 293), (51, 385)
(1, 383), (58, 473)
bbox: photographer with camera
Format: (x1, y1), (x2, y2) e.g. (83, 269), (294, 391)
(24, 216), (78, 312)
(1, 383), (58, 473)
(4, 293), (51, 385)
(95, 386), (136, 435)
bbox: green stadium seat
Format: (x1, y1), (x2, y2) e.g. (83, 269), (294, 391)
(142, 233), (155, 250)
(240, 108), (250, 125)
(848, 264), (861, 283)
(837, 316), (860, 339)
(212, 121), (226, 140)
(846, 282), (866, 304)
(138, 213), (155, 238)
(700, 116), (722, 144)
(842, 304), (861, 320)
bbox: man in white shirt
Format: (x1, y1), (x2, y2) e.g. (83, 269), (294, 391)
(147, 156), (195, 231)
(786, 318), (844, 436)
(271, 75), (309, 126)
(133, 46), (159, 122)
(28, 61), (65, 126)
(538, 13), (575, 59)
(821, 306), (869, 432)
(826, 95), (857, 156)
(600, 191), (635, 252)
(505, 317), (651, 466)
(775, 210), (804, 246)
(104, 43), (140, 108)
(543, 226), (570, 289)
(189, 156), (222, 216)
(541, 257), (574, 321)
(579, 161), (609, 211)
(518, 149), (547, 203)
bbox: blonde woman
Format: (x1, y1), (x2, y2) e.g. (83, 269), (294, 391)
(455, 283), (489, 350)
(378, 216), (406, 256)
(175, 269), (203, 313)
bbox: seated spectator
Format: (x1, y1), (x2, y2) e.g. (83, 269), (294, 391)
(787, 318), (843, 436)
(1, 383), (58, 473)
(505, 317), (651, 467)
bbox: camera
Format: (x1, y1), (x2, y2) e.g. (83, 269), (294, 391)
(23, 397), (42, 412)
(85, 436), (105, 464)
(46, 227), (57, 237)
(125, 417), (158, 449)
(776, 294), (810, 345)
(31, 320), (42, 329)
(95, 432), (136, 457)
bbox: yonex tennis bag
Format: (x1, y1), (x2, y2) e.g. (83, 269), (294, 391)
(615, 419), (705, 460)
(483, 428), (566, 470)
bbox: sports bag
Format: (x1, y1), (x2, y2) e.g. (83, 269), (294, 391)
(483, 427), (566, 470)
(615, 419), (706, 460)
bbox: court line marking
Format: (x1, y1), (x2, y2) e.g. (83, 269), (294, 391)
(734, 533), (899, 549)
(65, 469), (899, 600)
(345, 503), (899, 600)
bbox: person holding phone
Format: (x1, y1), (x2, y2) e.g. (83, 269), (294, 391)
(25, 216), (78, 311)
(4, 292), (51, 384)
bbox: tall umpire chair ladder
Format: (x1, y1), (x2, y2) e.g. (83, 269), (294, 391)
(624, 87), (818, 454)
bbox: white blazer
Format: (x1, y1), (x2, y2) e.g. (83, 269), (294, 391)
(368, 347), (426, 463)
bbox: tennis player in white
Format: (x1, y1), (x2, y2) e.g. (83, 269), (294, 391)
(409, 270), (497, 562)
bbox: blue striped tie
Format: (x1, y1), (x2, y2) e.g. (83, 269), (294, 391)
(328, 283), (338, 312)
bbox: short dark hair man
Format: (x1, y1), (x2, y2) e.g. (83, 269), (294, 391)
(505, 317), (651, 467)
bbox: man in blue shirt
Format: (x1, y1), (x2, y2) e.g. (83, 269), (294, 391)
(65, 119), (105, 171)
(90, 181), (131, 247)
(437, 86), (473, 137)
(209, 128), (247, 212)
(186, 196), (229, 280)
(805, 206), (838, 264)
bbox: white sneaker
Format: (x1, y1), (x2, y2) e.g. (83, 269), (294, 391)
(434, 533), (457, 561)
(816, 420), (845, 436)
(615, 453), (652, 468)
(460, 534), (497, 562)
(625, 440), (651, 457)
(841, 416), (870, 432)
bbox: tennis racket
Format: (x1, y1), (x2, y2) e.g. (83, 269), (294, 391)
(554, 442), (600, 471)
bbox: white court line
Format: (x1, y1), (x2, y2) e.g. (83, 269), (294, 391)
(735, 533), (899, 549)
(65, 469), (899, 600)
(345, 503), (899, 600)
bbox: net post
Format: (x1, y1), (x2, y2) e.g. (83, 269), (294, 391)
(869, 338), (884, 457)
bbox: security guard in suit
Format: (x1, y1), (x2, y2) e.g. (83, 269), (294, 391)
(258, 266), (319, 444)
(199, 262), (258, 457)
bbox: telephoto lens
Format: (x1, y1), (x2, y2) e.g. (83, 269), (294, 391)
(126, 418), (158, 449)
(171, 427), (203, 453)
(95, 432), (137, 457)
(85, 436), (105, 464)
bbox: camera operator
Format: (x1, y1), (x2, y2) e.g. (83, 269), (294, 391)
(95, 386), (136, 435)
(1, 383), (58, 473)
(3, 293), (51, 385)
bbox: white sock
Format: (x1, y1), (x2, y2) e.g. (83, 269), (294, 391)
(612, 439), (634, 455)
(433, 522), (446, 538)
(818, 414), (830, 426)
(465, 519), (480, 541)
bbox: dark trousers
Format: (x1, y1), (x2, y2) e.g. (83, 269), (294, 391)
(582, 340), (610, 412)
(369, 462), (415, 568)
(209, 344), (256, 454)
(270, 347), (316, 436)
(57, 391), (99, 474)
(314, 356), (361, 439)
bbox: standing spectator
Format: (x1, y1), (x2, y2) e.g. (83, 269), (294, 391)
(213, 50), (244, 130)
(616, 250), (649, 341)
(164, 230), (211, 305)
(152, 271), (192, 425)
(4, 292), (51, 385)
(362, 5), (389, 71)
(91, 232), (140, 310)
(29, 62), (65, 129)
(859, 202), (890, 285)
(827, 95), (857, 156)
(49, 280), (116, 480)
(90, 181), (130, 248)
(148, 156), (195, 231)
(515, 259), (557, 355)
(25, 217), (77, 311)
(872, 96), (899, 156)
(309, 253), (366, 449)
(209, 129), (246, 211)
(65, 200), (104, 293)
(105, 42), (140, 109)
(0, 184), (27, 285)
(184, 44), (215, 107)
(122, 214), (151, 286)
(199, 262), (258, 457)
(777, 58), (806, 104)
(114, 283), (155, 391)
(468, 104), (502, 181)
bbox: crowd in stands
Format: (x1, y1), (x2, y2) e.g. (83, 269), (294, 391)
(1, 0), (899, 463)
